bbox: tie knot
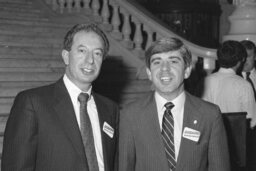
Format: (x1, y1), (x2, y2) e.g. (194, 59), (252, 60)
(78, 93), (89, 104)
(246, 72), (251, 77)
(164, 102), (174, 110)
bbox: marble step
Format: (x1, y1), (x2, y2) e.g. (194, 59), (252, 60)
(0, 72), (62, 82)
(0, 18), (72, 28)
(0, 39), (62, 48)
(0, 24), (67, 37)
(0, 53), (61, 60)
(0, 45), (61, 57)
(0, 58), (64, 68)
(0, 5), (41, 13)
(0, 1), (33, 6)
(0, 34), (62, 44)
(0, 11), (48, 21)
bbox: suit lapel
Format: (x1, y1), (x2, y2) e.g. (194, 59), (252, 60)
(93, 92), (114, 171)
(52, 79), (86, 159)
(176, 92), (201, 170)
(143, 93), (170, 170)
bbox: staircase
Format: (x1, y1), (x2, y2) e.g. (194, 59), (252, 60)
(0, 0), (67, 157)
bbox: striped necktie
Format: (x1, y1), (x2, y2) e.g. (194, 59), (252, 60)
(161, 102), (176, 171)
(78, 93), (99, 171)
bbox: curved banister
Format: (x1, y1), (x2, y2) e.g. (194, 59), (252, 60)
(42, 0), (217, 71)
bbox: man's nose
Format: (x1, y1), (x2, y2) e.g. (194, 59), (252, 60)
(161, 61), (170, 71)
(85, 52), (94, 64)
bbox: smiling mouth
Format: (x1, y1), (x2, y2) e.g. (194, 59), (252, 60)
(81, 68), (93, 73)
(160, 76), (172, 82)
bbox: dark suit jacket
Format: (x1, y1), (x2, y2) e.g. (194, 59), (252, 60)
(118, 91), (230, 171)
(2, 78), (119, 171)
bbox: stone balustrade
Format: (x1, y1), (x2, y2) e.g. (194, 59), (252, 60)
(43, 0), (217, 72)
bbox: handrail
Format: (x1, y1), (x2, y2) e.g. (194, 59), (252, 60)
(42, 0), (217, 71)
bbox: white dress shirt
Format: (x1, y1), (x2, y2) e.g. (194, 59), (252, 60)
(63, 75), (104, 171)
(155, 91), (185, 161)
(202, 68), (256, 128)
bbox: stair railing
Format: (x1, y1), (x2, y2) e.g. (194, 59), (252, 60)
(43, 0), (217, 74)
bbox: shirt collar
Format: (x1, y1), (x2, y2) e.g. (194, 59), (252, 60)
(63, 74), (92, 100)
(155, 91), (186, 115)
(218, 67), (236, 75)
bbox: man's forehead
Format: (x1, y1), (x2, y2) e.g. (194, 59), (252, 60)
(151, 50), (182, 58)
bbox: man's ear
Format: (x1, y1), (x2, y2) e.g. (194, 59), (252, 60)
(62, 50), (69, 65)
(146, 67), (152, 81)
(184, 65), (192, 79)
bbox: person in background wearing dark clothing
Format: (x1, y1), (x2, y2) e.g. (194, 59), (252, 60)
(240, 40), (256, 171)
(1, 23), (119, 171)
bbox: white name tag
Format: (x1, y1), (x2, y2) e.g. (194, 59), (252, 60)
(182, 127), (200, 142)
(103, 122), (114, 138)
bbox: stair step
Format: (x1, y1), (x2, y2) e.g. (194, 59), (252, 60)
(0, 103), (12, 115)
(0, 0), (33, 7)
(0, 16), (49, 23)
(0, 11), (47, 21)
(0, 24), (67, 37)
(0, 17), (74, 27)
(0, 39), (62, 48)
(0, 81), (53, 88)
(0, 67), (64, 73)
(0, 72), (62, 82)
(0, 53), (61, 60)
(0, 58), (64, 68)
(0, 46), (61, 57)
(0, 6), (41, 13)
(0, 34), (62, 44)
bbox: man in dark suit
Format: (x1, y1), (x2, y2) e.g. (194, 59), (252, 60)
(118, 37), (230, 171)
(2, 23), (119, 171)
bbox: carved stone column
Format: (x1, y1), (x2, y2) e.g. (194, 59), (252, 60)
(223, 0), (256, 44)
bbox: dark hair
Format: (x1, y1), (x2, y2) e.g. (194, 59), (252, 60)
(63, 23), (109, 59)
(217, 40), (247, 68)
(145, 37), (192, 68)
(240, 40), (256, 52)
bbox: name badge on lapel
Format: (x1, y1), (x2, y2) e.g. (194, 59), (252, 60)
(103, 122), (114, 138)
(182, 127), (200, 142)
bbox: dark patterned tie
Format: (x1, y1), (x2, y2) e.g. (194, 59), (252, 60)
(246, 72), (256, 100)
(161, 102), (176, 171)
(78, 93), (99, 171)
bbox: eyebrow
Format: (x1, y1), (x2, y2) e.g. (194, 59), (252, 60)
(77, 45), (103, 52)
(150, 55), (182, 63)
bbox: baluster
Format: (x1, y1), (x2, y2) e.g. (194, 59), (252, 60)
(145, 29), (153, 49)
(92, 0), (100, 17)
(121, 10), (133, 49)
(101, 0), (110, 25)
(132, 18), (144, 59)
(133, 20), (143, 51)
(75, 0), (81, 12)
(58, 0), (65, 13)
(67, 0), (73, 13)
(110, 3), (122, 40)
(82, 0), (90, 9)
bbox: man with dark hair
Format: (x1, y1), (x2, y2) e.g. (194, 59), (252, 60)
(119, 37), (230, 171)
(241, 40), (256, 100)
(2, 23), (119, 171)
(202, 40), (256, 128)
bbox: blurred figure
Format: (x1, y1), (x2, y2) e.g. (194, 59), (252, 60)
(119, 37), (230, 171)
(241, 40), (256, 171)
(241, 40), (256, 100)
(202, 40), (256, 128)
